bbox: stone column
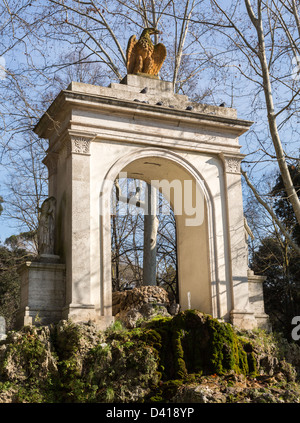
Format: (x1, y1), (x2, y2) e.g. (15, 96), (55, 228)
(143, 184), (158, 286)
(221, 154), (257, 329)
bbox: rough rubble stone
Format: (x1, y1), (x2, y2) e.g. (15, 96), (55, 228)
(112, 286), (179, 328)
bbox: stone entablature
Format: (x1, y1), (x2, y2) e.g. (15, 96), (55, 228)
(36, 76), (251, 157)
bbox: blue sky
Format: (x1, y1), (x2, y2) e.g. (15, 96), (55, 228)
(0, 0), (298, 245)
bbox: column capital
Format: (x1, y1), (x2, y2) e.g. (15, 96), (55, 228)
(50, 131), (97, 157)
(219, 153), (244, 175)
(70, 135), (91, 155)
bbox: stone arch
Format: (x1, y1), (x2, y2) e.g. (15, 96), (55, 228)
(99, 147), (221, 319)
(17, 76), (270, 331)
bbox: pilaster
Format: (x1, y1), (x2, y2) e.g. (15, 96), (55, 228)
(220, 153), (257, 329)
(63, 134), (95, 317)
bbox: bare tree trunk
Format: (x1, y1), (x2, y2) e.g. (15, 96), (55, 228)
(244, 0), (300, 227)
(172, 0), (196, 92)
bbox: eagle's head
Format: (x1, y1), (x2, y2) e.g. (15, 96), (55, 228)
(141, 28), (162, 37)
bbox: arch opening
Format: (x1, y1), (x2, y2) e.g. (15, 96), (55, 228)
(110, 177), (179, 301)
(100, 149), (216, 319)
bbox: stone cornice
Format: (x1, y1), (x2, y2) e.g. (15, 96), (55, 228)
(34, 89), (253, 140)
(66, 91), (253, 135)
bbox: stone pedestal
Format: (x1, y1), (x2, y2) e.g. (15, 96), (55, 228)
(230, 310), (257, 330)
(247, 269), (270, 330)
(16, 261), (66, 327)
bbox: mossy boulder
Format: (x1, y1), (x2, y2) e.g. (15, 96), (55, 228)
(143, 310), (251, 379)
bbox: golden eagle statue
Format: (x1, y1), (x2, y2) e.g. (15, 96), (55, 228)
(126, 28), (167, 77)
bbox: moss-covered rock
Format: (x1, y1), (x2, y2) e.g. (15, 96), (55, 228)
(144, 310), (251, 379)
(0, 325), (59, 402)
(0, 312), (300, 403)
(81, 330), (160, 402)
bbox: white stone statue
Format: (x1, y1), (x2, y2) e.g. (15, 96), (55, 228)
(38, 197), (56, 255)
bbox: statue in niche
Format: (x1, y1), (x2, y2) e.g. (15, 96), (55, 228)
(37, 197), (56, 256)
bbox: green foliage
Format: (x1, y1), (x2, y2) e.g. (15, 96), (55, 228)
(0, 326), (59, 402)
(0, 243), (33, 330)
(51, 321), (89, 402)
(251, 163), (300, 338)
(105, 319), (125, 334)
(5, 231), (37, 249)
(272, 164), (300, 246)
(207, 318), (249, 375)
(53, 321), (82, 360)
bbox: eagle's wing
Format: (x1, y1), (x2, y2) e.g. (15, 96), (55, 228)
(151, 43), (167, 76)
(126, 35), (138, 74)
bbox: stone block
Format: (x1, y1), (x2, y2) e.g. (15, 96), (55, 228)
(247, 269), (270, 330)
(120, 74), (174, 93)
(230, 310), (258, 330)
(16, 261), (66, 327)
